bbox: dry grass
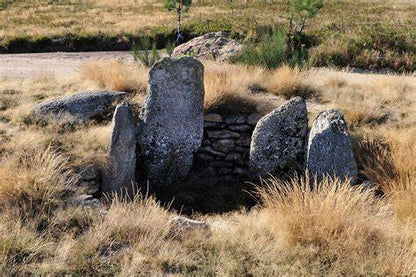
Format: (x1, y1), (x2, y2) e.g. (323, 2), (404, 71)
(78, 60), (148, 94)
(0, 60), (415, 274)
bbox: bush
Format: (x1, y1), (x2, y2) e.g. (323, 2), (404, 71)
(236, 28), (287, 69)
(132, 37), (160, 67)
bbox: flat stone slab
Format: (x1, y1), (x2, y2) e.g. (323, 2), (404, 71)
(137, 57), (204, 188)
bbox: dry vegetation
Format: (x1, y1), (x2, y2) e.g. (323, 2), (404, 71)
(0, 59), (415, 274)
(1, 0), (415, 71)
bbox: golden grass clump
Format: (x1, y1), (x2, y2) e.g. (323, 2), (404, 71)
(257, 176), (416, 275)
(0, 147), (76, 211)
(263, 65), (317, 99)
(78, 60), (148, 94)
(356, 127), (416, 222)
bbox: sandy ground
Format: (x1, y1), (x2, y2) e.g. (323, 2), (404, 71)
(0, 52), (133, 79)
(0, 52), (415, 85)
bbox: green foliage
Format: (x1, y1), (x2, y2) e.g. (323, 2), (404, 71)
(132, 37), (160, 67)
(165, 40), (175, 57)
(163, 0), (191, 11)
(289, 0), (323, 20)
(235, 28), (287, 69)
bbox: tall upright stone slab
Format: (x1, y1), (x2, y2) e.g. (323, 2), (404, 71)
(306, 109), (358, 183)
(137, 57), (205, 189)
(102, 102), (136, 195)
(249, 97), (308, 179)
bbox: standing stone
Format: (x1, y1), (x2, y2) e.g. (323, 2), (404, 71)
(137, 57), (204, 188)
(102, 102), (136, 195)
(249, 97), (308, 178)
(306, 109), (358, 183)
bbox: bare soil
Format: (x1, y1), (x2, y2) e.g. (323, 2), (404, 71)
(0, 51), (133, 79)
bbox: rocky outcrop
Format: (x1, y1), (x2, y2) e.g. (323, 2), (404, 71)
(249, 97), (308, 179)
(306, 109), (358, 183)
(172, 32), (244, 62)
(29, 90), (126, 124)
(137, 57), (204, 189)
(102, 103), (136, 195)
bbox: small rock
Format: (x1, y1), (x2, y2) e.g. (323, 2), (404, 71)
(236, 136), (251, 147)
(73, 195), (103, 211)
(233, 167), (249, 175)
(199, 146), (227, 158)
(228, 124), (252, 132)
(203, 122), (226, 129)
(218, 167), (233, 175)
(235, 146), (247, 153)
(210, 161), (233, 167)
(196, 153), (214, 161)
(225, 115), (247, 124)
(247, 113), (263, 126)
(78, 165), (98, 181)
(204, 113), (223, 122)
(212, 139), (235, 153)
(207, 130), (241, 139)
(169, 216), (210, 235)
(225, 152), (242, 162)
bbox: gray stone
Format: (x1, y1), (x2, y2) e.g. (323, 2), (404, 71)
(218, 167), (233, 175)
(204, 113), (223, 122)
(235, 146), (246, 153)
(169, 216), (210, 235)
(199, 146), (226, 158)
(78, 165), (98, 181)
(203, 122), (226, 129)
(137, 57), (204, 188)
(250, 97), (308, 178)
(236, 136), (251, 147)
(72, 194), (104, 211)
(30, 90), (126, 124)
(233, 167), (249, 175)
(225, 152), (242, 162)
(172, 32), (243, 62)
(196, 153), (214, 161)
(102, 103), (136, 195)
(212, 139), (235, 153)
(228, 124), (252, 132)
(210, 161), (233, 167)
(247, 113), (263, 126)
(225, 114), (247, 124)
(306, 109), (358, 183)
(207, 130), (240, 139)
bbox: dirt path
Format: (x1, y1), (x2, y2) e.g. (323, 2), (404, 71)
(0, 51), (133, 79)
(0, 52), (414, 84)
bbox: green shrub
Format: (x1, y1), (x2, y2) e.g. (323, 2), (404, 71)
(132, 37), (160, 67)
(235, 28), (287, 69)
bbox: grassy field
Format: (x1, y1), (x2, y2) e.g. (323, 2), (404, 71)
(1, 0), (415, 70)
(0, 59), (415, 274)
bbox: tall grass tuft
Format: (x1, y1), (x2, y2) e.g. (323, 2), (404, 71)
(257, 176), (416, 275)
(132, 37), (161, 67)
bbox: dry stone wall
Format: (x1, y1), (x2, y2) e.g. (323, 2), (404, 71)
(192, 112), (263, 179)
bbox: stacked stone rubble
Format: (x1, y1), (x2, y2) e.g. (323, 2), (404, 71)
(194, 113), (262, 178)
